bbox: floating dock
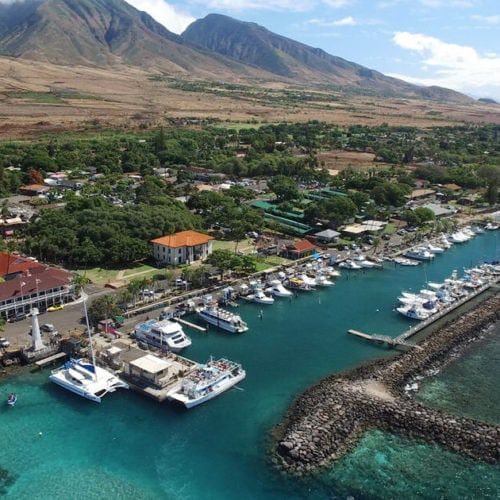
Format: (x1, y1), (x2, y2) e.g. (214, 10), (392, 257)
(35, 351), (67, 368)
(175, 318), (207, 332)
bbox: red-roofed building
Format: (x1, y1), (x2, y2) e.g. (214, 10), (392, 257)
(0, 252), (44, 279)
(0, 264), (74, 320)
(151, 230), (214, 266)
(281, 239), (317, 259)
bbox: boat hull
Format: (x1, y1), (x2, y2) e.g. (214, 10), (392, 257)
(197, 312), (248, 333)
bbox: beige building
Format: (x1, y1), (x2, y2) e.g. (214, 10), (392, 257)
(151, 230), (214, 266)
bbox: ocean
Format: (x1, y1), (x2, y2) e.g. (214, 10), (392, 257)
(0, 231), (498, 499)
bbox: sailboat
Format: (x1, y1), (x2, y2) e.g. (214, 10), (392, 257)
(49, 300), (129, 403)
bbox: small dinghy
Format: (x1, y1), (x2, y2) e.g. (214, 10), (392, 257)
(7, 393), (17, 407)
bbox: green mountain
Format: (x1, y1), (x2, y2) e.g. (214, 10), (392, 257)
(182, 14), (470, 102)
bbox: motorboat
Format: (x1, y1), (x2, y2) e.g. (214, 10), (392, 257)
(401, 289), (436, 301)
(49, 299), (129, 403)
(7, 393), (17, 407)
(197, 303), (248, 333)
(472, 225), (484, 234)
(353, 256), (378, 268)
(394, 257), (420, 266)
(339, 259), (362, 269)
(448, 231), (469, 243)
(397, 305), (430, 320)
(461, 226), (476, 238)
(266, 279), (293, 298)
(134, 319), (192, 352)
(245, 288), (275, 305)
(286, 277), (314, 291)
(404, 248), (434, 261)
(485, 222), (499, 231)
(424, 243), (445, 254)
(297, 273), (318, 287)
(168, 358), (246, 408)
(324, 266), (341, 277)
(314, 273), (334, 287)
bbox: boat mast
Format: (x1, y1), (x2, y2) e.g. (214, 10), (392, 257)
(83, 297), (97, 379)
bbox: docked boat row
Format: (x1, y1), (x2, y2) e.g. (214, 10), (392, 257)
(396, 264), (499, 321)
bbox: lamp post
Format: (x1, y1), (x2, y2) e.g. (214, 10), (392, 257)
(18, 277), (26, 316)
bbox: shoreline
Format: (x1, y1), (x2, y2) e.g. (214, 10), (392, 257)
(272, 293), (500, 475)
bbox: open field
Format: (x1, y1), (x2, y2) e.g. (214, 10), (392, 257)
(1, 57), (500, 139)
(316, 150), (392, 172)
(76, 263), (160, 286)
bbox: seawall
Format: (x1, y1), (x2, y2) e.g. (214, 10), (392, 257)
(273, 294), (500, 474)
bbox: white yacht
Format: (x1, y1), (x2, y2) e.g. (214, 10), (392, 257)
(353, 256), (378, 268)
(266, 279), (293, 298)
(245, 288), (275, 305)
(286, 277), (314, 291)
(404, 248), (434, 261)
(297, 273), (318, 287)
(324, 266), (341, 277)
(339, 259), (362, 269)
(315, 273), (334, 287)
(134, 319), (191, 352)
(168, 358), (246, 408)
(197, 303), (248, 333)
(448, 231), (469, 243)
(485, 222), (499, 231)
(50, 300), (129, 403)
(424, 243), (445, 254)
(397, 305), (430, 320)
(394, 257), (420, 266)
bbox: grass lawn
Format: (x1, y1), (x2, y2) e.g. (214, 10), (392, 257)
(213, 239), (256, 254)
(254, 255), (290, 272)
(383, 223), (397, 235)
(76, 263), (161, 286)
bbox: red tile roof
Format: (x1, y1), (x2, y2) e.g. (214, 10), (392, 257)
(151, 230), (214, 248)
(0, 252), (44, 277)
(290, 239), (317, 254)
(0, 266), (72, 302)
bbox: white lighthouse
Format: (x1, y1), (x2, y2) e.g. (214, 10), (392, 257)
(30, 308), (45, 351)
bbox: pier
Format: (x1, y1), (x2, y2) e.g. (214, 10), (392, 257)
(347, 330), (422, 350)
(35, 352), (67, 368)
(174, 318), (207, 332)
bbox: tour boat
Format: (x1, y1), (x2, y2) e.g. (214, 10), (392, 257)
(397, 305), (430, 321)
(134, 319), (192, 352)
(404, 248), (434, 261)
(7, 393), (17, 407)
(168, 358), (246, 409)
(197, 304), (248, 333)
(286, 277), (314, 291)
(266, 279), (293, 298)
(49, 300), (129, 403)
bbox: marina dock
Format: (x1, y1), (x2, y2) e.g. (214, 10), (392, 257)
(35, 351), (67, 368)
(174, 318), (207, 332)
(347, 330), (422, 350)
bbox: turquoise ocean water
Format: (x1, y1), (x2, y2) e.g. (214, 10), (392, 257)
(1, 232), (499, 499)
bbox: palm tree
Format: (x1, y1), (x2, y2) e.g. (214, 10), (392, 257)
(72, 273), (91, 297)
(127, 279), (142, 307)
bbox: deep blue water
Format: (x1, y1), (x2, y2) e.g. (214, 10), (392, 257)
(0, 232), (499, 499)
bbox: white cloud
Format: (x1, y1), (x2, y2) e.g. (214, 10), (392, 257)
(390, 31), (500, 98)
(195, 0), (315, 11)
(472, 14), (500, 24)
(308, 15), (356, 26)
(419, 0), (475, 7)
(322, 0), (353, 7)
(125, 0), (195, 34)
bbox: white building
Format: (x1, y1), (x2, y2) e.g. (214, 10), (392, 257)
(151, 230), (214, 266)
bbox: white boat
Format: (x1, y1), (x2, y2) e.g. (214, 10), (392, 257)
(485, 222), (499, 231)
(394, 257), (420, 266)
(286, 277), (314, 291)
(339, 259), (362, 269)
(297, 273), (318, 287)
(245, 288), (275, 305)
(353, 256), (377, 268)
(324, 266), (341, 277)
(448, 231), (469, 243)
(472, 225), (484, 234)
(266, 279), (293, 298)
(315, 274), (334, 287)
(7, 393), (17, 407)
(397, 305), (430, 320)
(168, 358), (245, 408)
(424, 243), (445, 254)
(134, 319), (192, 352)
(197, 304), (248, 333)
(49, 300), (129, 403)
(404, 248), (434, 261)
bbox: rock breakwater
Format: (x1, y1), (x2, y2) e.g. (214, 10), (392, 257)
(274, 294), (500, 474)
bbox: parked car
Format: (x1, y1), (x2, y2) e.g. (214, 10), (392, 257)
(41, 323), (55, 333)
(47, 304), (64, 312)
(140, 289), (155, 297)
(0, 337), (10, 348)
(175, 278), (187, 287)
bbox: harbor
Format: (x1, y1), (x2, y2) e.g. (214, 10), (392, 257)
(0, 228), (498, 498)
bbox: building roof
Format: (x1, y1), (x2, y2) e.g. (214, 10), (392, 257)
(314, 229), (340, 239)
(342, 224), (368, 235)
(129, 354), (172, 374)
(19, 184), (49, 193)
(151, 230), (214, 248)
(410, 188), (436, 198)
(0, 252), (44, 277)
(422, 203), (456, 217)
(0, 265), (72, 302)
(289, 239), (317, 253)
(443, 183), (462, 191)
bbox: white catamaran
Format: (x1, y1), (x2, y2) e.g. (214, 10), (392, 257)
(168, 358), (246, 408)
(49, 300), (129, 403)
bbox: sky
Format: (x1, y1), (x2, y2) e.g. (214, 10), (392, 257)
(124, 0), (500, 100)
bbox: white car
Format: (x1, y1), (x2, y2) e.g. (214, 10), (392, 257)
(0, 337), (10, 348)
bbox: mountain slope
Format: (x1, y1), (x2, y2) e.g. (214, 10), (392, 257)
(183, 14), (470, 102)
(0, 0), (252, 76)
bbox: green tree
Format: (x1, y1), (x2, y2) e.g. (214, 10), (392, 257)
(477, 165), (500, 205)
(207, 249), (241, 279)
(88, 295), (120, 325)
(268, 175), (300, 202)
